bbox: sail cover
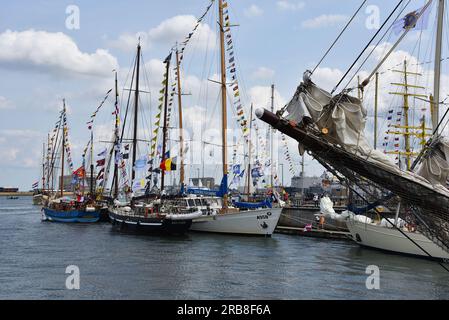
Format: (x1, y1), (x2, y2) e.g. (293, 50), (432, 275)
(416, 136), (449, 186)
(285, 73), (395, 168)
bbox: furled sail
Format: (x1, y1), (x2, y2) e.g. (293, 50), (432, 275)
(285, 72), (395, 168)
(256, 73), (449, 253)
(416, 136), (449, 186)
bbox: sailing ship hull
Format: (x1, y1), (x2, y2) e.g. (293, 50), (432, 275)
(347, 220), (449, 260)
(42, 207), (101, 223)
(190, 208), (282, 236)
(108, 208), (192, 234)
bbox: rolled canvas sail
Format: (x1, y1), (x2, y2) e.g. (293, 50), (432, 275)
(285, 75), (395, 168)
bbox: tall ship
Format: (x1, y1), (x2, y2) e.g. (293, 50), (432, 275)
(106, 43), (200, 234)
(42, 100), (101, 223)
(170, 0), (283, 236)
(258, 0), (449, 259)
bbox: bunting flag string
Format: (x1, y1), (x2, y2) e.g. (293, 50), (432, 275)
(281, 133), (297, 177)
(87, 89), (113, 130)
(221, 3), (251, 142)
(175, 0), (215, 66)
(147, 61), (171, 186)
(62, 109), (74, 173)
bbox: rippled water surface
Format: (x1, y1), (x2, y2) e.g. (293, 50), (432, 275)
(1, 196), (448, 299)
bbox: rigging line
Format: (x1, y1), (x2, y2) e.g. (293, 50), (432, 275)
(344, 0), (412, 89)
(341, 0), (411, 94)
(311, 0), (367, 75)
(361, 1), (433, 90)
(332, 0), (407, 94)
(120, 53), (137, 145)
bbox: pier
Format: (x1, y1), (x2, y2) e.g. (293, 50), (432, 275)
(275, 226), (352, 241)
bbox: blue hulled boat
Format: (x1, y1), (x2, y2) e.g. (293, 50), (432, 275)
(43, 207), (100, 223)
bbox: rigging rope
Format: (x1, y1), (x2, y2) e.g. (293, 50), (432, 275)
(341, 0), (411, 92)
(311, 0), (367, 75)
(332, 0), (407, 94)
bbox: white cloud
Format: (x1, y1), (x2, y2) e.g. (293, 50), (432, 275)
(277, 1), (305, 11)
(249, 86), (287, 111)
(0, 129), (41, 139)
(310, 67), (344, 92)
(252, 67), (275, 80)
(0, 96), (14, 110)
(245, 5), (264, 18)
(110, 15), (217, 52)
(302, 14), (348, 29)
(0, 29), (118, 78)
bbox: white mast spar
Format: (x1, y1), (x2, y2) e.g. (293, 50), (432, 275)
(432, 0), (445, 131)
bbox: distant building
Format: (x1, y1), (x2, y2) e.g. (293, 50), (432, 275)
(0, 187), (19, 193)
(291, 175), (322, 193)
(190, 177), (215, 189)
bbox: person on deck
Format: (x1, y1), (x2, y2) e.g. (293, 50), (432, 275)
(313, 194), (319, 207)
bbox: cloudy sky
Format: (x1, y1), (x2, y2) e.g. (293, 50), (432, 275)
(0, 0), (447, 190)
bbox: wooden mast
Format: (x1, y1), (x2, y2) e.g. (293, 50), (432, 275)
(432, 0), (445, 131)
(60, 99), (66, 198)
(246, 103), (254, 200)
(42, 141), (45, 193)
(219, 0), (228, 209)
(90, 130), (94, 197)
(270, 84), (275, 188)
(46, 133), (50, 191)
(113, 71), (119, 199)
(374, 72), (379, 149)
(176, 48), (185, 188)
(160, 52), (172, 192)
(131, 43), (141, 183)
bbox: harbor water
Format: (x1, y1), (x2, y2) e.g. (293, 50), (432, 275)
(1, 196), (448, 300)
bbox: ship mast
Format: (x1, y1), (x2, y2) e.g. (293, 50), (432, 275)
(160, 52), (172, 192)
(113, 71), (119, 199)
(387, 60), (431, 170)
(219, 0), (228, 209)
(90, 130), (94, 197)
(131, 43), (141, 183)
(246, 104), (254, 200)
(60, 99), (66, 198)
(432, 0), (445, 131)
(42, 141), (45, 193)
(270, 84), (275, 188)
(374, 72), (379, 150)
(176, 48), (185, 188)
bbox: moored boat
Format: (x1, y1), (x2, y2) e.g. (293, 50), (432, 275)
(346, 217), (449, 260)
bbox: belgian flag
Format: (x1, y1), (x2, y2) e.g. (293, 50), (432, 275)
(160, 157), (177, 171)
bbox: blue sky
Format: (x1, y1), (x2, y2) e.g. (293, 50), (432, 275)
(0, 0), (445, 190)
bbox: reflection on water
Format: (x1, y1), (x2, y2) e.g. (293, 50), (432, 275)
(0, 196), (448, 299)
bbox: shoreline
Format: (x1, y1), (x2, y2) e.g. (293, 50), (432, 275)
(0, 192), (34, 197)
